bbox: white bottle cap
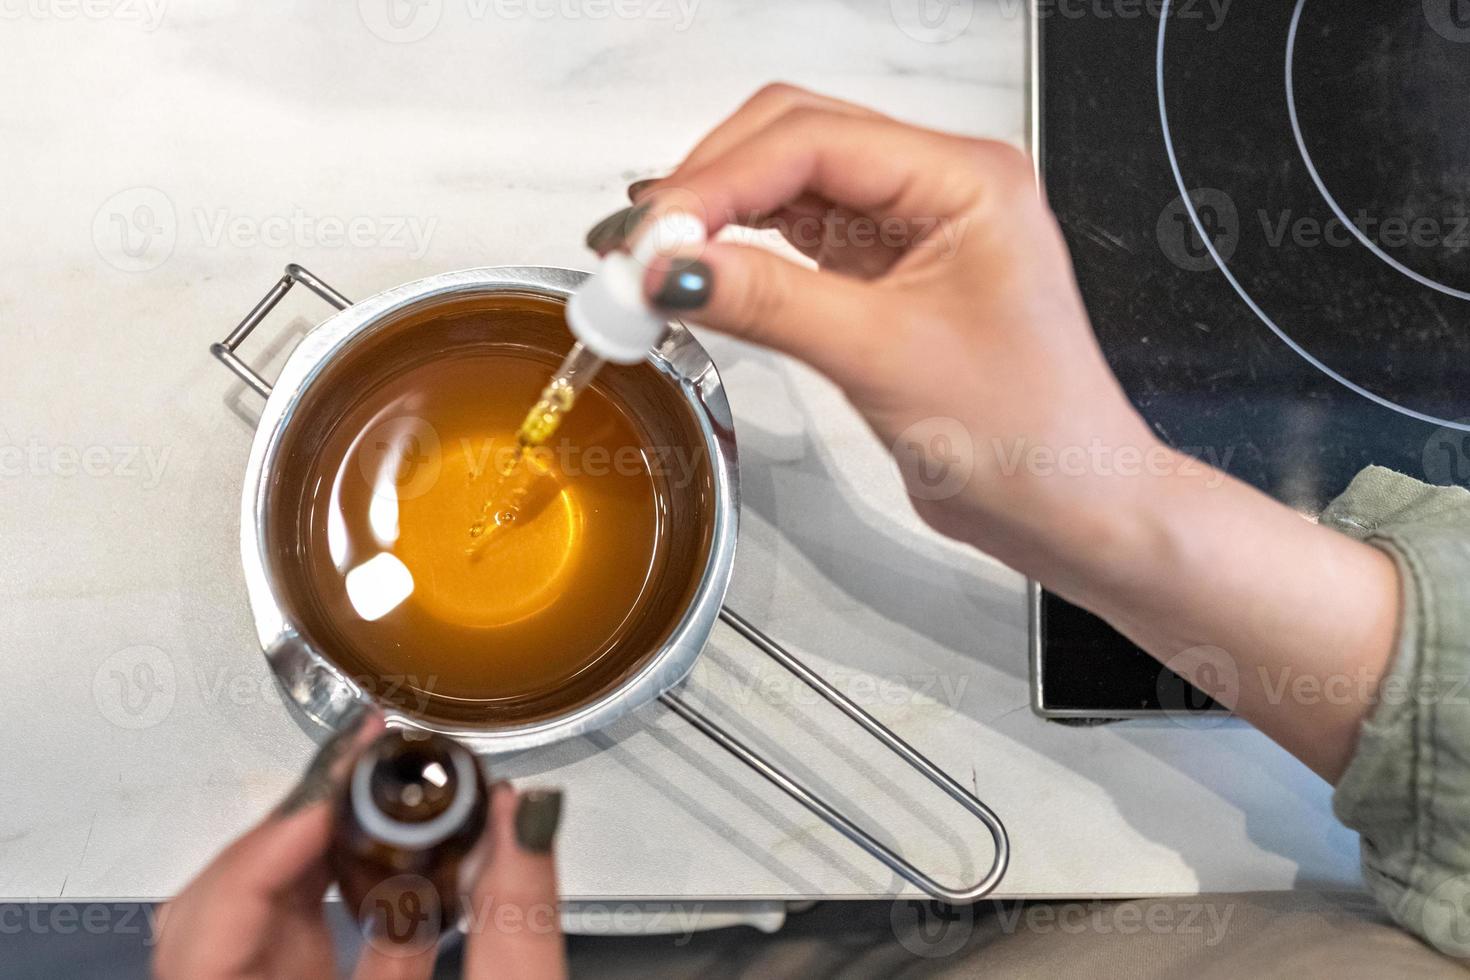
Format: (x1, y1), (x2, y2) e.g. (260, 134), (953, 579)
(566, 252), (667, 364)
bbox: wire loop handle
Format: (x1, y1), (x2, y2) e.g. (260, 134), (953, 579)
(210, 263), (350, 397)
(662, 606), (1009, 903)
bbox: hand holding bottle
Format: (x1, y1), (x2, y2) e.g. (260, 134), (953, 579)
(153, 710), (568, 980)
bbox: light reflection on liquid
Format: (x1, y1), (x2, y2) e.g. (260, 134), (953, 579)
(335, 431), (585, 628)
(292, 349), (667, 710)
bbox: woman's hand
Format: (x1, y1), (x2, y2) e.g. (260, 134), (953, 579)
(153, 711), (568, 980)
(609, 84), (1402, 783)
(608, 84), (1157, 577)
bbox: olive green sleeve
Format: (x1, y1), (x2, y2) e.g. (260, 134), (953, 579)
(1324, 465), (1470, 959)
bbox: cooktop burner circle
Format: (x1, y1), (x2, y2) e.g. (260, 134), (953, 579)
(1286, 0), (1470, 301)
(1157, 0), (1470, 433)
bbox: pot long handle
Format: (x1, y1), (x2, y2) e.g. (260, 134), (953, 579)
(660, 606), (1010, 904)
(210, 263), (352, 398)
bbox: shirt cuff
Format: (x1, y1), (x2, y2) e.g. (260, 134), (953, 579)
(1325, 466), (1470, 959)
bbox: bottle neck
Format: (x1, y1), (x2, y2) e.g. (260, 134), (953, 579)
(351, 732), (480, 850)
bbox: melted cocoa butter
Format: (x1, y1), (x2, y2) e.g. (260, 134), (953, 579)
(266, 292), (715, 725)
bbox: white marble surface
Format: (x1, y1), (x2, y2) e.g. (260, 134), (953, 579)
(0, 0), (1361, 900)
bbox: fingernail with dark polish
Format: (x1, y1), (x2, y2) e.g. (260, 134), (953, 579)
(515, 789), (563, 854)
(585, 203), (649, 256)
(652, 259), (713, 310)
(627, 178), (662, 202)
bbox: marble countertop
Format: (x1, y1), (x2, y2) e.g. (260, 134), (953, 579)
(0, 0), (1360, 901)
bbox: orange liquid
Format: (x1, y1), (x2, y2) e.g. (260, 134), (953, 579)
(296, 349), (667, 713)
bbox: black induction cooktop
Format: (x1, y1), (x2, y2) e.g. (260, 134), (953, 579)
(1030, 1), (1470, 718)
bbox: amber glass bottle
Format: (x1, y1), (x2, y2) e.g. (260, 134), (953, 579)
(329, 729), (489, 951)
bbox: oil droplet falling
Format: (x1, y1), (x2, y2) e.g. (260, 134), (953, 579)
(465, 442), (551, 557)
(468, 342), (606, 550)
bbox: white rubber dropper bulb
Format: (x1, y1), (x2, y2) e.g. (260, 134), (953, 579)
(566, 211), (707, 364)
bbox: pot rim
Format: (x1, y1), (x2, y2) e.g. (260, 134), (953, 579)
(238, 265), (739, 753)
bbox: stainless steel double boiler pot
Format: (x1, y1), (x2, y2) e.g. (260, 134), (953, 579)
(212, 263), (1009, 902)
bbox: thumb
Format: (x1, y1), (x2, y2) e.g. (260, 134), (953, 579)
(646, 240), (891, 389)
(222, 708), (386, 898)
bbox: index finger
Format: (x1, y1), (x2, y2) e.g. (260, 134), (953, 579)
(639, 83), (886, 197)
(218, 709), (387, 899)
(659, 109), (1029, 239)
